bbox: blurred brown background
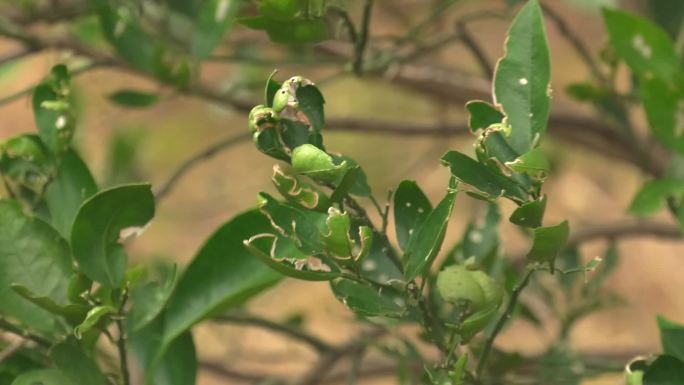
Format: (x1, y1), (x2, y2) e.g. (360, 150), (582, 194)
(1, 0), (683, 383)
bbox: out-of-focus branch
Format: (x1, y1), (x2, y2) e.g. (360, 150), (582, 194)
(294, 329), (386, 385)
(214, 313), (333, 354)
(6, 1), (92, 25)
(477, 268), (536, 377)
(566, 221), (681, 248)
(0, 61), (109, 106)
(511, 221), (682, 267)
(0, 339), (25, 364)
(457, 21), (493, 76)
(0, 318), (50, 348)
(354, 0), (375, 74)
(0, 14), (666, 179)
(540, 2), (606, 85)
(200, 360), (406, 385)
(154, 133), (251, 201)
(0, 47), (37, 67)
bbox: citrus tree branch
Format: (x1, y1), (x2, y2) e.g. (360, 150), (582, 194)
(476, 268), (536, 378)
(353, 0), (375, 75)
(566, 221), (682, 248)
(154, 133), (251, 201)
(540, 2), (606, 84)
(0, 317), (51, 348)
(214, 313), (333, 354)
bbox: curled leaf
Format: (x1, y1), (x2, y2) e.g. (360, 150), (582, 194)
(272, 76), (313, 115)
(436, 265), (503, 338)
(74, 305), (116, 338)
(321, 207), (373, 266)
(244, 233), (340, 281)
(0, 134), (53, 202)
(291, 144), (348, 183)
(272, 164), (329, 210)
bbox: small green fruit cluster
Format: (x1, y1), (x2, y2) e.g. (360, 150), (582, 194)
(436, 265), (504, 339)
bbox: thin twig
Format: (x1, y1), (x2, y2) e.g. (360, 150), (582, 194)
(0, 61), (108, 106)
(346, 346), (366, 385)
(116, 290), (131, 385)
(330, 7), (358, 44)
(8, 1), (92, 25)
(567, 221), (681, 248)
(0, 339), (25, 364)
(476, 268), (535, 378)
(152, 110), (662, 204)
(154, 133), (251, 200)
(293, 329), (386, 385)
(540, 2), (606, 85)
(0, 25), (664, 177)
(214, 313), (333, 354)
(456, 21), (493, 76)
(353, 0), (375, 75)
(510, 221), (682, 267)
(0, 47), (37, 67)
(0, 317), (51, 348)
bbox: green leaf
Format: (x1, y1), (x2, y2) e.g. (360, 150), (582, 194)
(259, 0), (307, 20)
(505, 148), (550, 175)
(404, 187), (457, 280)
(257, 192), (328, 254)
(191, 0), (240, 59)
(96, 1), (161, 73)
(265, 70), (281, 107)
(128, 265), (179, 331)
(245, 232), (341, 281)
(49, 341), (109, 385)
(394, 180), (433, 251)
(493, 0), (551, 154)
(130, 315), (197, 385)
(358, 235), (403, 284)
(648, 0), (684, 39)
(603, 8), (679, 81)
(330, 278), (406, 317)
(70, 184), (155, 288)
(465, 100), (504, 133)
(161, 209), (282, 352)
(292, 144), (348, 183)
(527, 220), (570, 266)
(32, 82), (74, 155)
(657, 316), (684, 362)
(0, 134), (53, 205)
(436, 266), (485, 306)
(461, 204), (501, 269)
(329, 166), (360, 203)
(628, 178), (684, 216)
(166, 0), (203, 17)
(639, 77), (684, 155)
(108, 90), (159, 108)
(643, 355), (684, 385)
(44, 149), (98, 239)
(510, 195), (547, 228)
(451, 353), (468, 385)
(296, 85), (325, 133)
(441, 151), (527, 202)
(73, 306), (116, 338)
(321, 207), (372, 265)
(0, 200), (72, 332)
(10, 370), (70, 385)
(331, 155), (372, 197)
(272, 164), (330, 210)
(239, 16), (328, 44)
(582, 241), (619, 296)
(437, 266), (503, 338)
(11, 284), (87, 326)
